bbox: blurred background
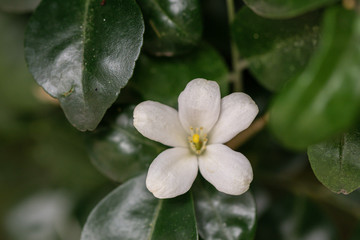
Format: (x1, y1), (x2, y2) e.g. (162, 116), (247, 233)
(0, 4), (117, 239)
(1, 1), (360, 240)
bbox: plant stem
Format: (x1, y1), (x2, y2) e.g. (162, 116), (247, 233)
(226, 112), (269, 149)
(226, 0), (242, 92)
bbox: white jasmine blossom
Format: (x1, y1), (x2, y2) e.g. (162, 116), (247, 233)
(133, 78), (259, 199)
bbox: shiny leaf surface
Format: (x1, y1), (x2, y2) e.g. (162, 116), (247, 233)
(25, 0), (144, 131)
(81, 174), (198, 240)
(269, 7), (360, 149)
(193, 177), (256, 240)
(308, 129), (360, 194)
(232, 7), (321, 91)
(243, 0), (339, 19)
(86, 106), (164, 183)
(137, 0), (202, 56)
(131, 44), (228, 107)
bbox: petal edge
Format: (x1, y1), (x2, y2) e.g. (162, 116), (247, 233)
(146, 148), (198, 199)
(209, 93), (258, 144)
(199, 144), (253, 195)
(178, 78), (221, 134)
(133, 101), (187, 147)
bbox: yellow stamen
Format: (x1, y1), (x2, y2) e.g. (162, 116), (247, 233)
(188, 127), (208, 155)
(192, 134), (200, 144)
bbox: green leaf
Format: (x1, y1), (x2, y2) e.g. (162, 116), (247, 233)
(193, 177), (256, 240)
(308, 129), (360, 194)
(25, 0), (144, 131)
(0, 0), (40, 13)
(81, 174), (198, 240)
(242, 0), (339, 19)
(131, 43), (229, 107)
(86, 105), (165, 182)
(269, 6), (360, 149)
(137, 0), (202, 56)
(232, 7), (321, 91)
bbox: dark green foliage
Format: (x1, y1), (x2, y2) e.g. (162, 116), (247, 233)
(86, 106), (165, 183)
(2, 0), (360, 239)
(270, 6), (360, 149)
(131, 44), (228, 107)
(243, 0), (339, 19)
(137, 0), (202, 56)
(308, 129), (360, 194)
(232, 7), (321, 91)
(25, 0), (144, 131)
(81, 174), (198, 240)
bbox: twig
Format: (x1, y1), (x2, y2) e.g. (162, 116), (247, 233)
(226, 112), (269, 149)
(226, 0), (243, 92)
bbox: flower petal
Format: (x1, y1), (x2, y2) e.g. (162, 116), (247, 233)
(209, 93), (258, 144)
(178, 78), (221, 134)
(146, 148), (198, 199)
(199, 144), (253, 195)
(133, 101), (187, 147)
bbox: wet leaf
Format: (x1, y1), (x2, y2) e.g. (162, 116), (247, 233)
(86, 106), (164, 182)
(193, 177), (256, 240)
(131, 43), (228, 108)
(25, 0), (144, 131)
(81, 174), (198, 240)
(137, 0), (202, 56)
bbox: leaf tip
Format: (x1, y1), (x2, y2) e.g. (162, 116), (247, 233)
(337, 189), (350, 195)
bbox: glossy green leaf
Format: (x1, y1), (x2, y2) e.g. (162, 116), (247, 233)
(86, 105), (164, 182)
(193, 177), (256, 240)
(232, 7), (321, 91)
(131, 44), (228, 107)
(25, 0), (144, 131)
(137, 0), (202, 56)
(308, 129), (360, 194)
(243, 0), (339, 19)
(0, 0), (40, 13)
(269, 7), (360, 149)
(81, 174), (198, 240)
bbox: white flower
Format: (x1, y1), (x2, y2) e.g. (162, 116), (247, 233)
(133, 78), (259, 199)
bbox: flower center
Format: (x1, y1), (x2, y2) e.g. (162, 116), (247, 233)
(188, 127), (208, 155)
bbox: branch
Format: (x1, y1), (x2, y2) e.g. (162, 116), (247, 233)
(226, 112), (269, 149)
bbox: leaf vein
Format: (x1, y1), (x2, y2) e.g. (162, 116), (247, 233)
(147, 199), (163, 240)
(79, 0), (91, 106)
